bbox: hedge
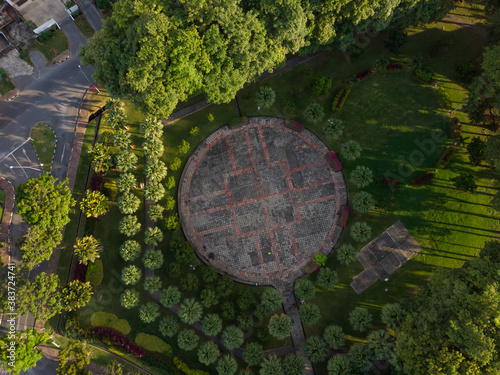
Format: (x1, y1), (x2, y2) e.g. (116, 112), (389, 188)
(86, 259), (103, 286)
(135, 333), (172, 356)
(437, 146), (455, 168)
(90, 312), (131, 335)
(173, 357), (209, 375)
(92, 326), (145, 358)
(410, 172), (435, 187)
(332, 85), (351, 111)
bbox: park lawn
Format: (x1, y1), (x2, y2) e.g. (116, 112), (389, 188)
(30, 123), (56, 173)
(235, 16), (498, 372)
(0, 69), (15, 95)
(0, 189), (5, 218)
(74, 15), (95, 39)
(64, 12), (499, 374)
(31, 29), (69, 63)
(448, 1), (490, 27)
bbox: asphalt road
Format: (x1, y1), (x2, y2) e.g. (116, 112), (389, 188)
(0, 9), (102, 375)
(0, 18), (94, 188)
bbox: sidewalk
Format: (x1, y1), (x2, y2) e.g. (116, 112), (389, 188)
(0, 177), (14, 265)
(45, 86), (93, 276)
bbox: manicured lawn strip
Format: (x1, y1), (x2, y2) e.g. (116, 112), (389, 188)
(89, 90), (111, 114)
(31, 30), (69, 63)
(30, 123), (56, 173)
(0, 190), (5, 218)
(88, 346), (153, 375)
(0, 69), (15, 95)
(56, 118), (98, 283)
(74, 15), (95, 39)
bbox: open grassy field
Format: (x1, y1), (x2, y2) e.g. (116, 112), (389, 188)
(30, 123), (56, 173)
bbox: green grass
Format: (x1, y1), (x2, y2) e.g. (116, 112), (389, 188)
(31, 29), (69, 63)
(62, 11), (500, 374)
(30, 123), (56, 173)
(0, 69), (15, 95)
(91, 311), (131, 334)
(135, 333), (172, 355)
(0, 189), (5, 218)
(74, 15), (95, 39)
(56, 118), (98, 283)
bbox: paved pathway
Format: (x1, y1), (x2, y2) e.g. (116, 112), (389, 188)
(442, 14), (488, 38)
(276, 282), (314, 374)
(163, 51), (325, 125)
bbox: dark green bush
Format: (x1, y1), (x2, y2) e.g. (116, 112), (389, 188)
(311, 76), (332, 96)
(86, 259), (103, 285)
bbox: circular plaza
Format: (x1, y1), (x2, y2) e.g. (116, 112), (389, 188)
(178, 117), (347, 285)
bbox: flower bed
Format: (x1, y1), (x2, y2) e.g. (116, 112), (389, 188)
(328, 151), (343, 171)
(92, 327), (146, 357)
(285, 119), (305, 132)
(72, 262), (88, 282)
(450, 118), (461, 139)
(332, 85), (351, 112)
(356, 68), (375, 80)
(410, 172), (435, 187)
(437, 146), (455, 168)
(339, 205), (349, 227)
(380, 178), (401, 186)
(385, 63), (405, 71)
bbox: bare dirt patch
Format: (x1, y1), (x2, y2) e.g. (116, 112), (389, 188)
(0, 49), (33, 77)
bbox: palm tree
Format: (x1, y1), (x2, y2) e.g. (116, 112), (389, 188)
(116, 173), (136, 192)
(255, 86), (276, 108)
(73, 235), (102, 265)
(80, 190), (109, 218)
(145, 160), (168, 182)
(178, 298), (203, 324)
(115, 151), (138, 172)
(112, 129), (132, 150)
(117, 192), (141, 214)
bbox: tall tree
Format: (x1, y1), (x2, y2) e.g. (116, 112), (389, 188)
(16, 174), (74, 229)
(0, 328), (50, 375)
(57, 341), (92, 375)
(391, 240), (500, 375)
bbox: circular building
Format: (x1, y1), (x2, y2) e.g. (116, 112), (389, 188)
(178, 117), (347, 285)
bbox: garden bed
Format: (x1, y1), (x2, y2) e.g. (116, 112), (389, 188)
(30, 123), (56, 172)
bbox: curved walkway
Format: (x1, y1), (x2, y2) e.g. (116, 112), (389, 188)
(442, 14), (488, 38)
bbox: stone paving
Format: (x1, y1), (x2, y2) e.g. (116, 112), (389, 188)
(350, 221), (423, 294)
(178, 116), (347, 286)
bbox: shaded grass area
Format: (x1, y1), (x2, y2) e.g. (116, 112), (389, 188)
(0, 189), (5, 218)
(56, 119), (98, 283)
(74, 15), (95, 39)
(235, 18), (499, 372)
(62, 12), (499, 374)
(31, 29), (69, 64)
(30, 123), (56, 173)
(0, 69), (15, 95)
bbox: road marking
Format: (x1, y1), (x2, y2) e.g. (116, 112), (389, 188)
(22, 148), (31, 162)
(61, 144), (66, 162)
(0, 138), (32, 164)
(11, 154), (28, 178)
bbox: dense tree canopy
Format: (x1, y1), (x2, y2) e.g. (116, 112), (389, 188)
(80, 0), (454, 118)
(16, 174), (74, 229)
(0, 328), (49, 375)
(391, 241), (500, 374)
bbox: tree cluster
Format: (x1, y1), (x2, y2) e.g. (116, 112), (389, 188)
(79, 0), (454, 118)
